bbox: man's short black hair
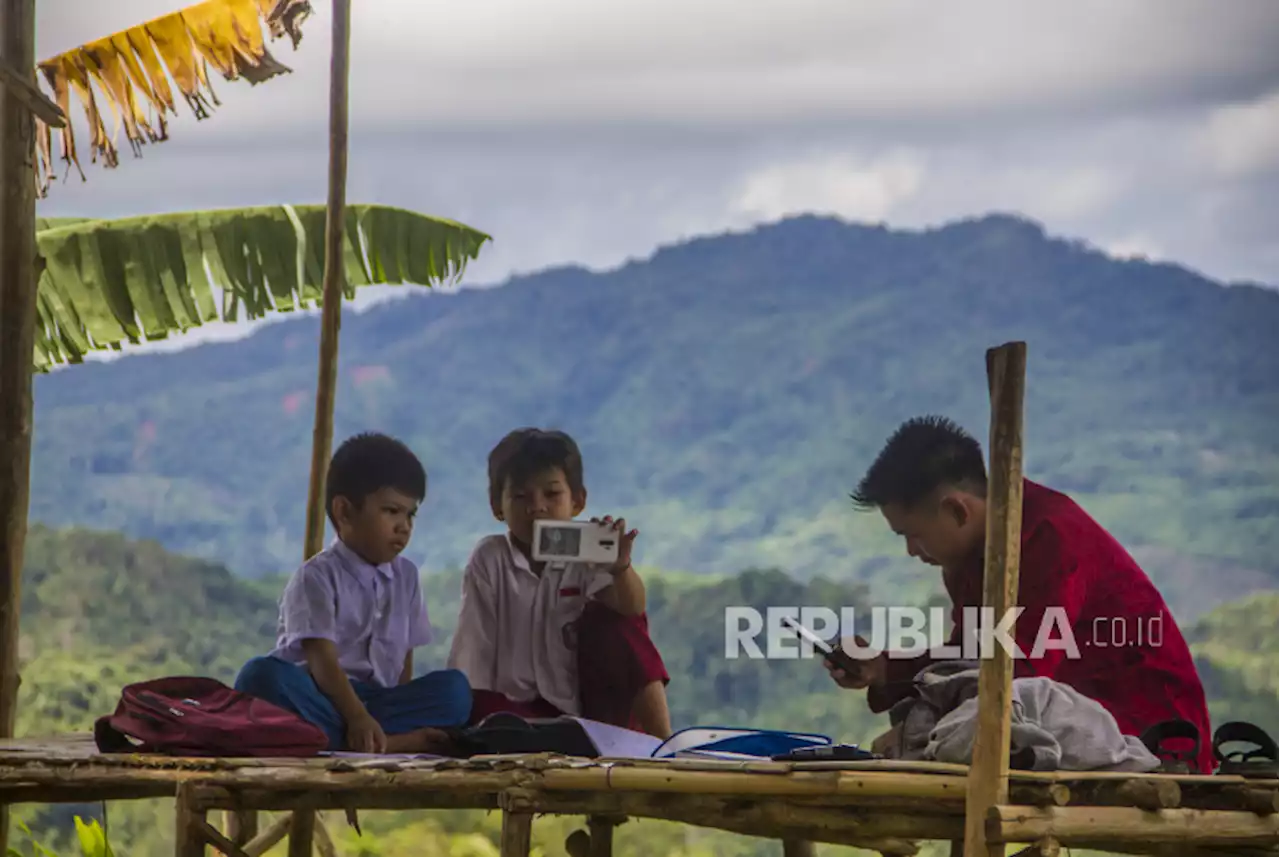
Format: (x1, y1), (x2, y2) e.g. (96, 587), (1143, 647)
(850, 415), (987, 511)
(488, 428), (585, 515)
(326, 432), (426, 526)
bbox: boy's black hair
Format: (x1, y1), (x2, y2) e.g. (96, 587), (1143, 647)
(850, 415), (987, 511)
(487, 428), (585, 514)
(326, 432), (426, 526)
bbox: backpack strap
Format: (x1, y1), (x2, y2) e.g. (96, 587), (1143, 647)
(94, 714), (141, 754)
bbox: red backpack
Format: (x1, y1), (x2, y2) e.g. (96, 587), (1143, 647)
(94, 676), (329, 757)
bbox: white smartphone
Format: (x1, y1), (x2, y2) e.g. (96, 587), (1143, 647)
(531, 519), (620, 565)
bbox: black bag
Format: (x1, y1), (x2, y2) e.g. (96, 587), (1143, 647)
(447, 713), (601, 758)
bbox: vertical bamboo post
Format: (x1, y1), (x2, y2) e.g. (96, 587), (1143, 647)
(0, 1), (39, 853)
(500, 812), (533, 857)
(301, 0), (353, 560)
(174, 784), (207, 857)
(963, 341), (1027, 857)
(287, 809), (315, 857)
(588, 817), (618, 857)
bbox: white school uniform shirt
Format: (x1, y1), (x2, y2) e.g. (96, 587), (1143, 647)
(446, 532), (615, 715)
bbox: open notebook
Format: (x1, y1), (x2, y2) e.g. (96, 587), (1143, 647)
(575, 719), (831, 761)
(319, 720), (832, 762)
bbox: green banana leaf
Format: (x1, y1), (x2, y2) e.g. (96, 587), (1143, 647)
(32, 204), (491, 371)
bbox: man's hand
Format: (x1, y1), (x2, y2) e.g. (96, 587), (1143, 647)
(823, 635), (887, 690)
(593, 515), (637, 573)
(346, 712), (387, 754)
(871, 724), (900, 757)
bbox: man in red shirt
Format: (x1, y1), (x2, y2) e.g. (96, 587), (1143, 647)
(829, 415), (1214, 773)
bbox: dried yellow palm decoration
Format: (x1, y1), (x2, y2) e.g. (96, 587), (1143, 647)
(34, 0), (312, 196)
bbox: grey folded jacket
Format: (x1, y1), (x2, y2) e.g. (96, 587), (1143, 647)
(883, 660), (1161, 772)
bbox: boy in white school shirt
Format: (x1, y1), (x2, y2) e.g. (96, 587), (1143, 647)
(447, 428), (673, 738)
(236, 432), (472, 753)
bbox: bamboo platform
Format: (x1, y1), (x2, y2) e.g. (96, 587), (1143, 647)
(1, 735), (1275, 856)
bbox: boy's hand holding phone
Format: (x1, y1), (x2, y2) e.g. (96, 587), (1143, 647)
(592, 515), (638, 573)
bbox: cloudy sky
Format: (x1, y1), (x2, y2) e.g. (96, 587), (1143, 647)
(35, 0), (1279, 346)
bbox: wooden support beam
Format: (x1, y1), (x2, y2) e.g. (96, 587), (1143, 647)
(587, 815), (618, 857)
(523, 790), (957, 849)
(287, 809), (315, 857)
(985, 804), (1279, 848)
(0, 784), (174, 803)
(962, 340), (1027, 857)
(301, 0), (353, 560)
(0, 4), (39, 855)
(313, 813), (338, 857)
(175, 783), (208, 857)
(224, 810), (259, 849)
(540, 766), (967, 801)
(1011, 839), (1060, 857)
(242, 814), (291, 857)
(0, 62), (63, 127)
(1113, 778), (1182, 811)
(191, 817), (251, 857)
(500, 811), (533, 857)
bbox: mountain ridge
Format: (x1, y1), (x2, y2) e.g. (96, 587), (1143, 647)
(28, 210), (1278, 622)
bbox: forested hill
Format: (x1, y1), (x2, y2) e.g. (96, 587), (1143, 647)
(28, 212), (1278, 620)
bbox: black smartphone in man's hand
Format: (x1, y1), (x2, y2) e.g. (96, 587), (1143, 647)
(780, 615), (864, 675)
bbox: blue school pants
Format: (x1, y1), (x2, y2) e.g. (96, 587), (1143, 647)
(234, 656), (472, 750)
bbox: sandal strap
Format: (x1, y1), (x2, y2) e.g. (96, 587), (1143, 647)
(1140, 719), (1203, 772)
(1213, 722), (1279, 765)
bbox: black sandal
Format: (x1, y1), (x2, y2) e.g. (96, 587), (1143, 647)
(1213, 722), (1278, 779)
(1139, 719), (1202, 774)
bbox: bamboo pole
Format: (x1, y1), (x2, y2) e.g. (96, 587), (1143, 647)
(500, 811), (532, 857)
(313, 813), (338, 857)
(224, 810), (259, 849)
(287, 809), (315, 857)
(963, 341), (1027, 857)
(540, 766), (968, 800)
(0, 2), (38, 854)
(587, 816), (618, 857)
(242, 815), (292, 857)
(985, 805), (1279, 848)
(0, 62), (62, 128)
(192, 817), (252, 857)
(174, 783), (207, 857)
(302, 0), (353, 560)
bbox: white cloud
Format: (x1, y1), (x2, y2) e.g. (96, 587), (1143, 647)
(38, 0), (1277, 135)
(1105, 234), (1166, 262)
(1197, 92), (1279, 178)
(31, 0), (1278, 297)
(730, 150), (926, 223)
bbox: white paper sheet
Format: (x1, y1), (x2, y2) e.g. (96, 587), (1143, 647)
(569, 717), (663, 759)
